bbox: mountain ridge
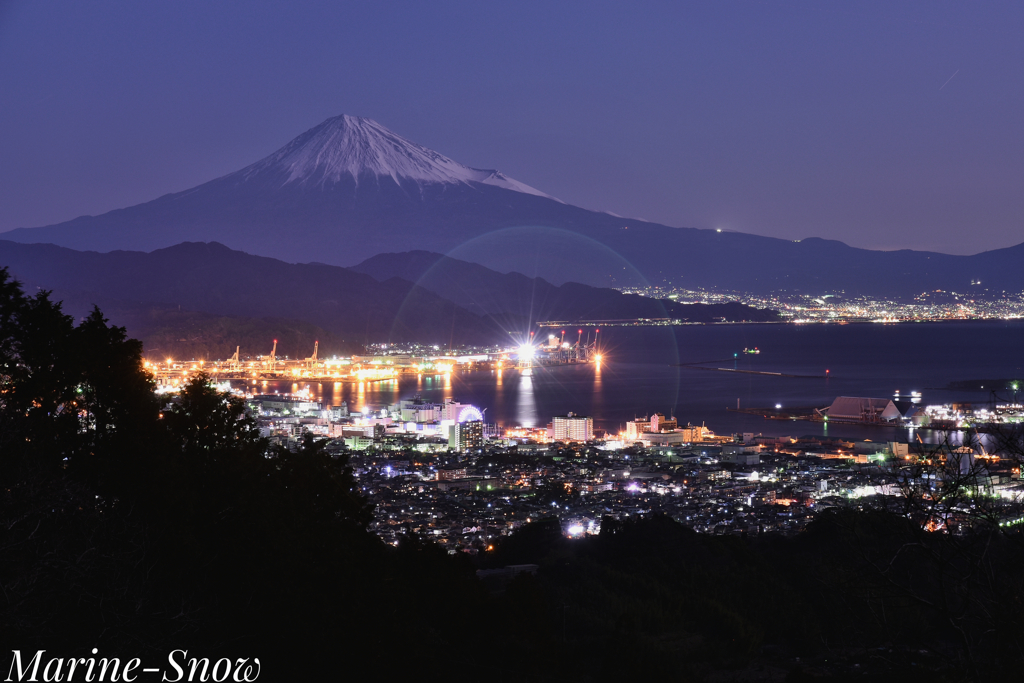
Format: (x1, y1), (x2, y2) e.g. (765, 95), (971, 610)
(2, 115), (1022, 296)
(350, 250), (777, 324)
(0, 241), (779, 357)
(0, 240), (492, 346)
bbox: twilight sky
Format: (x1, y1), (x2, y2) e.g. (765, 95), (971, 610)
(0, 1), (1020, 255)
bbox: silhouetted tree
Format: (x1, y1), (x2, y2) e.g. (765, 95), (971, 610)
(0, 268), (157, 486)
(269, 432), (372, 530)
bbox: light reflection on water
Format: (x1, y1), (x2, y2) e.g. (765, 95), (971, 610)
(516, 372), (537, 427)
(238, 366), (1009, 445)
(234, 321), (1024, 442)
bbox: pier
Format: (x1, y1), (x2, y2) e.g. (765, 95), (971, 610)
(679, 365), (827, 379)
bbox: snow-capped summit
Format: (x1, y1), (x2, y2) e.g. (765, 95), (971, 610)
(241, 114), (558, 200)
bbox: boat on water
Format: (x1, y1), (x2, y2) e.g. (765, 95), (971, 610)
(742, 347), (760, 355)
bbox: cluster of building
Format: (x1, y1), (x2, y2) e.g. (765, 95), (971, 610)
(241, 391), (1024, 554)
(249, 393), (493, 452)
(250, 391), (607, 452)
(353, 430), (1024, 552)
(773, 290), (1024, 323)
(618, 285), (1024, 322)
(920, 400), (1024, 429)
(814, 395), (1024, 430)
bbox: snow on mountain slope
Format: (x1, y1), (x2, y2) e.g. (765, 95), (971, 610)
(238, 114), (560, 201)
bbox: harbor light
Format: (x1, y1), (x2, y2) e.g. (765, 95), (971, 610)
(518, 344), (535, 360)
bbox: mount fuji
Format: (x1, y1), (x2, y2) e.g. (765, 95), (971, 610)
(241, 114), (560, 200)
(3, 114), (601, 275)
(3, 114), (1023, 296)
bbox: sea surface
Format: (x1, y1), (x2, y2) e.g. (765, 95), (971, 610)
(245, 320), (1024, 443)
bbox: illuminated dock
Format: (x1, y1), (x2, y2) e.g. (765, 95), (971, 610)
(146, 336), (606, 390)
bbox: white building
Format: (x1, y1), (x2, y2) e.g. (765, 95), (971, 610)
(823, 397), (903, 422)
(551, 413), (593, 442)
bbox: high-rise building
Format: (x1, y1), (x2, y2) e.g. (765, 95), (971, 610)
(625, 413), (677, 440)
(449, 420), (484, 451)
(551, 413), (593, 442)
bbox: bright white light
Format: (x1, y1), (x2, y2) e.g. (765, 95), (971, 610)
(457, 406), (483, 423)
(567, 525), (585, 536)
(775, 403), (782, 409)
(518, 344), (535, 360)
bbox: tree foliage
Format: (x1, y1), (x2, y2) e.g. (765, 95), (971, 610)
(0, 268), (405, 672)
(0, 269), (158, 486)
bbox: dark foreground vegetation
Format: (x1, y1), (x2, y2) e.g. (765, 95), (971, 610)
(3, 267), (1023, 682)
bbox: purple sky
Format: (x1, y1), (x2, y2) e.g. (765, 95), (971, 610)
(0, 1), (1020, 255)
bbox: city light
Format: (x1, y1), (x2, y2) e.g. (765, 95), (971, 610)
(612, 283), (1024, 322)
(137, 340), (1024, 559)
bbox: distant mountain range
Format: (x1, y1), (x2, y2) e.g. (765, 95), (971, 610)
(0, 240), (777, 359)
(350, 250), (770, 324)
(3, 114), (1020, 296)
(0, 240), (486, 357)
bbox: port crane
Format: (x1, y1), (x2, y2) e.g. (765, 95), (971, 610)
(305, 340), (320, 369)
(262, 339), (278, 371)
(227, 346), (240, 371)
(551, 328), (599, 363)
